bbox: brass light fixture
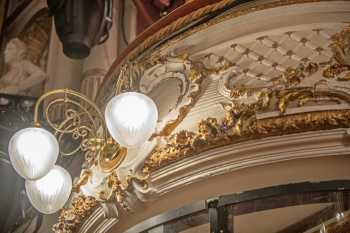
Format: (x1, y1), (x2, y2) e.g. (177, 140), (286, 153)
(8, 88), (158, 214)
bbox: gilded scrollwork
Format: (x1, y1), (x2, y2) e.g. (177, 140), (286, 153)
(144, 110), (350, 172)
(115, 55), (203, 137)
(141, 55), (203, 137)
(53, 26), (350, 232)
(218, 62), (320, 99)
(323, 26), (350, 81)
(72, 169), (92, 193)
(48, 6), (350, 233)
(115, 62), (144, 93)
(143, 26), (350, 172)
(330, 26), (350, 65)
(99, 171), (130, 210)
(52, 195), (98, 233)
(34, 90), (109, 171)
(213, 26), (350, 108)
(213, 27), (350, 115)
(99, 171), (149, 210)
(33, 90), (128, 197)
(51, 56), (203, 228)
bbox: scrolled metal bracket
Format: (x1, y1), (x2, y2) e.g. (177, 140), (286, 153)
(32, 89), (127, 191)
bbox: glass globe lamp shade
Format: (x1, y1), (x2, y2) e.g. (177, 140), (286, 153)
(8, 127), (59, 180)
(25, 165), (72, 214)
(105, 92), (158, 148)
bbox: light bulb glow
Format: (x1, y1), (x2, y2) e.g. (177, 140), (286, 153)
(105, 92), (158, 148)
(25, 165), (72, 214)
(9, 127), (59, 180)
(112, 95), (151, 130)
(34, 167), (65, 196)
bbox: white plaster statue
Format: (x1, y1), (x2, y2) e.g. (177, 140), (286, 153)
(0, 38), (47, 96)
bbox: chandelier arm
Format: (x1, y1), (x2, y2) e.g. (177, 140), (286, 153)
(45, 98), (96, 134)
(33, 89), (108, 141)
(32, 88), (129, 176)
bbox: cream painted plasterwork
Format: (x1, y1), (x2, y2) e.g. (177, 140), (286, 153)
(87, 23), (350, 213)
(65, 26), (350, 233)
(64, 56), (204, 211)
(55, 128), (350, 233)
(143, 25), (350, 171)
(87, 25), (350, 216)
(55, 2), (350, 233)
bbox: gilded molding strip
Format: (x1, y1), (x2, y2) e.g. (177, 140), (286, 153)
(143, 109), (350, 173)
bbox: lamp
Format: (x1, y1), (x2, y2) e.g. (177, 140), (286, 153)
(25, 165), (72, 214)
(105, 92), (158, 148)
(8, 89), (158, 214)
(9, 127), (59, 180)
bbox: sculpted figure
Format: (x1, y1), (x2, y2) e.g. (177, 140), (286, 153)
(0, 38), (47, 96)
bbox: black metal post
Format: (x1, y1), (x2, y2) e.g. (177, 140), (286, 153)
(343, 191), (350, 211)
(207, 199), (233, 233)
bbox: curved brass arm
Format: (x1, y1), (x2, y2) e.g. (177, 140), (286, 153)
(33, 89), (108, 141)
(32, 88), (126, 172)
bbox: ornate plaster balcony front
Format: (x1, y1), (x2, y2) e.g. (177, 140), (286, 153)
(53, 1), (350, 233)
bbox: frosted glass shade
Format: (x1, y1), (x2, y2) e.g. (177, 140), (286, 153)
(9, 127), (59, 180)
(105, 92), (158, 148)
(25, 165), (72, 214)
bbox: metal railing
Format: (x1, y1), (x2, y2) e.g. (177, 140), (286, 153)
(125, 180), (350, 233)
